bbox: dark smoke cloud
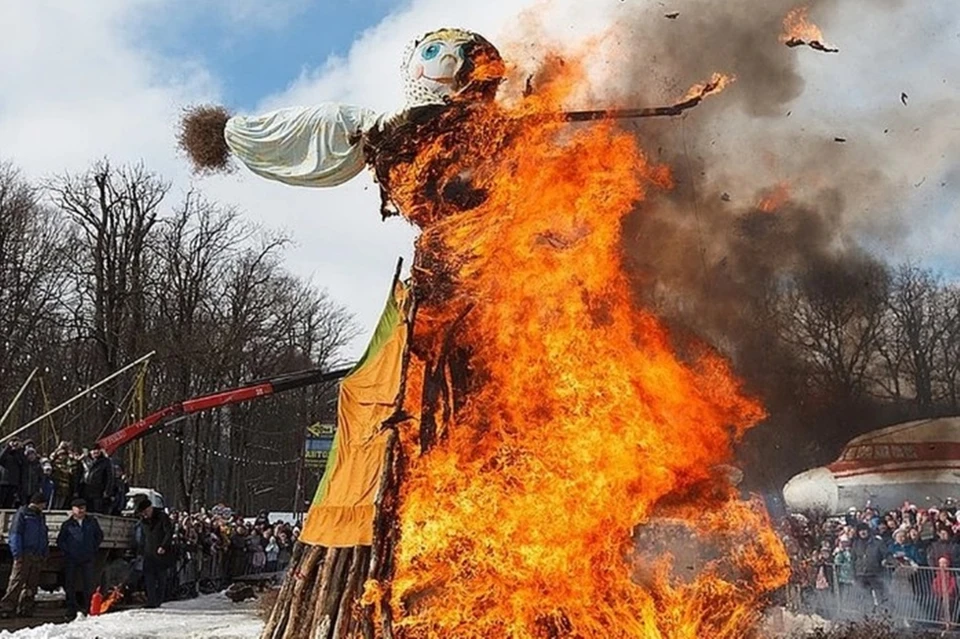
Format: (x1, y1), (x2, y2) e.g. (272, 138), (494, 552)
(566, 0), (960, 490)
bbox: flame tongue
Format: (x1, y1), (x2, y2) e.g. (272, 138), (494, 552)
(382, 53), (788, 639)
(757, 182), (791, 213)
(780, 6), (838, 52)
(682, 73), (735, 103)
(100, 586), (124, 614)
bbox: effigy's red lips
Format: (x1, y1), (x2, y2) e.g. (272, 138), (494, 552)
(423, 75), (455, 85)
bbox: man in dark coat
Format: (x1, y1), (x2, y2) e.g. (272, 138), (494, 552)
(0, 439), (25, 508)
(926, 525), (960, 567)
(136, 499), (174, 608)
(57, 498), (103, 618)
(110, 463), (129, 516)
(20, 447), (42, 506)
(80, 445), (114, 514)
(0, 493), (48, 618)
(851, 522), (887, 606)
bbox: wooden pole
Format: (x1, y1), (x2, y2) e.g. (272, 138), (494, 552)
(543, 75), (727, 123)
(0, 351), (155, 445)
(0, 368), (37, 433)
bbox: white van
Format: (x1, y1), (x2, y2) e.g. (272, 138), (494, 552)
(124, 487), (166, 514)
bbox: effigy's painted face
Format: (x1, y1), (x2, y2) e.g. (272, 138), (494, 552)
(409, 35), (471, 96)
(402, 28), (503, 108)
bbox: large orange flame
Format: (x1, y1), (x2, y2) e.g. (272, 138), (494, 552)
(376, 52), (788, 639)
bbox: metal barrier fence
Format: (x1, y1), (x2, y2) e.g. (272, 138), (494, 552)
(822, 565), (960, 629)
(164, 544), (291, 598)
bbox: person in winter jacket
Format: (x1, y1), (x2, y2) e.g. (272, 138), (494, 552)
(851, 523), (887, 605)
(886, 528), (924, 566)
(20, 447), (42, 506)
(49, 444), (80, 510)
(136, 499), (174, 608)
(110, 464), (129, 516)
(0, 439), (25, 508)
(57, 498), (104, 618)
(79, 445), (114, 514)
(247, 530), (266, 573)
(927, 525), (960, 568)
(0, 493), (48, 618)
(933, 556), (958, 625)
(39, 461), (55, 510)
(833, 538), (856, 602)
(264, 529), (280, 572)
(229, 526), (249, 578)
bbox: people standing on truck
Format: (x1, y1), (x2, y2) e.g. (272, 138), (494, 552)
(136, 498), (174, 608)
(0, 493), (49, 618)
(39, 460), (55, 510)
(110, 463), (129, 516)
(80, 445), (114, 514)
(49, 443), (80, 510)
(0, 439), (25, 509)
(57, 498), (104, 619)
(20, 446), (42, 506)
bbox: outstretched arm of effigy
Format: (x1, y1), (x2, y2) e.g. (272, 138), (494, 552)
(223, 103), (385, 188)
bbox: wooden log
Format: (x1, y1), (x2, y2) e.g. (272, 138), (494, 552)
(261, 543), (305, 638)
(333, 546), (372, 639)
(274, 546), (329, 639)
(308, 547), (344, 639)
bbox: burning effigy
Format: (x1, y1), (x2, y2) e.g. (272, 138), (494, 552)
(180, 26), (789, 639)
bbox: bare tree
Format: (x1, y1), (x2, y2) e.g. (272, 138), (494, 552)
(0, 163), (71, 427)
(875, 265), (952, 411)
(0, 157), (356, 511)
(776, 258), (889, 402)
(48, 161), (168, 431)
(933, 285), (960, 412)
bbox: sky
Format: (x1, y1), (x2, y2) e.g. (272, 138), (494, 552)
(0, 0), (957, 359)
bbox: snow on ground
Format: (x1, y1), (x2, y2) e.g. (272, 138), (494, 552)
(760, 607), (831, 637)
(0, 594), (264, 639)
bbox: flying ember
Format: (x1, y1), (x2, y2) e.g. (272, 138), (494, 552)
(757, 183), (792, 214)
(780, 6), (839, 52)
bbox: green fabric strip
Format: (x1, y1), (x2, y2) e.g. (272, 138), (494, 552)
(309, 279), (406, 507)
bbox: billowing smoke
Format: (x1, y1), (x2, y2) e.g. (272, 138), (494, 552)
(518, 0), (958, 491)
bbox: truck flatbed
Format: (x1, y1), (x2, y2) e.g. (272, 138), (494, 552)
(0, 510), (136, 550)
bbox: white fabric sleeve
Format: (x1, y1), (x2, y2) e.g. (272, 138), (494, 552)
(224, 104), (380, 188)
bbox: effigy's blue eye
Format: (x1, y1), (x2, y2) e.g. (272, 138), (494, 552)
(422, 43), (441, 60)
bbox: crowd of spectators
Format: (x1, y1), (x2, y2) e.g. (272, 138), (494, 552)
(0, 438), (127, 515)
(0, 435), (301, 618)
(158, 506), (298, 599)
(781, 500), (960, 624)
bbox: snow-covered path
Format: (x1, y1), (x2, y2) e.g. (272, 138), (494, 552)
(0, 594), (263, 639)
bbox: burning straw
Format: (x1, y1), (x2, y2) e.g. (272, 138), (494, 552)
(780, 7), (839, 53)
